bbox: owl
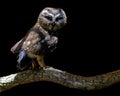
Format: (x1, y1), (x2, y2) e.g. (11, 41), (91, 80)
(11, 7), (67, 70)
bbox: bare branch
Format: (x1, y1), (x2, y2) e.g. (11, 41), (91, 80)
(0, 67), (120, 93)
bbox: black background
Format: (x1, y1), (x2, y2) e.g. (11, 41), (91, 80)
(0, 0), (120, 96)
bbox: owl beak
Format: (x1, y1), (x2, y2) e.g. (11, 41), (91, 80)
(52, 22), (55, 26)
(49, 22), (55, 30)
(50, 22), (55, 30)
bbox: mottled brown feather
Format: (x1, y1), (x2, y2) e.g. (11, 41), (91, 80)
(10, 7), (67, 70)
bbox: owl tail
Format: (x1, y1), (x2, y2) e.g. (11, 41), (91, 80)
(16, 50), (29, 70)
(17, 50), (26, 64)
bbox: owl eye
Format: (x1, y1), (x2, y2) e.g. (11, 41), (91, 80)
(55, 16), (63, 21)
(44, 15), (52, 21)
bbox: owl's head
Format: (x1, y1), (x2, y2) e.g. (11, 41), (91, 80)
(38, 7), (67, 31)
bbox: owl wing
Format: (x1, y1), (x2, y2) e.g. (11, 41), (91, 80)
(11, 29), (42, 54)
(11, 29), (58, 55)
(11, 38), (24, 53)
(21, 30), (43, 55)
(10, 29), (32, 53)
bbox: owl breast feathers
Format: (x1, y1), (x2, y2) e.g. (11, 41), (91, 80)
(11, 7), (67, 70)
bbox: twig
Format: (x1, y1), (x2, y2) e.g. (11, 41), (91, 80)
(0, 67), (120, 93)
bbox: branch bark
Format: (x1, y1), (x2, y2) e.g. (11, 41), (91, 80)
(0, 67), (120, 93)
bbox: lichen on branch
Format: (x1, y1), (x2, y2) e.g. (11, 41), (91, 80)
(0, 67), (120, 93)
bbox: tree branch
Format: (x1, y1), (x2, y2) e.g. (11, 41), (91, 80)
(0, 67), (120, 93)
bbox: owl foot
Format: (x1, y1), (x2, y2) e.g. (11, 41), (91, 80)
(29, 62), (36, 70)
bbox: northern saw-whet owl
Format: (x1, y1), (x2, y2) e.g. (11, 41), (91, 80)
(11, 7), (67, 70)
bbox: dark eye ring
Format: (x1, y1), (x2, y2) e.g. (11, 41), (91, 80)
(56, 17), (63, 21)
(45, 16), (52, 21)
